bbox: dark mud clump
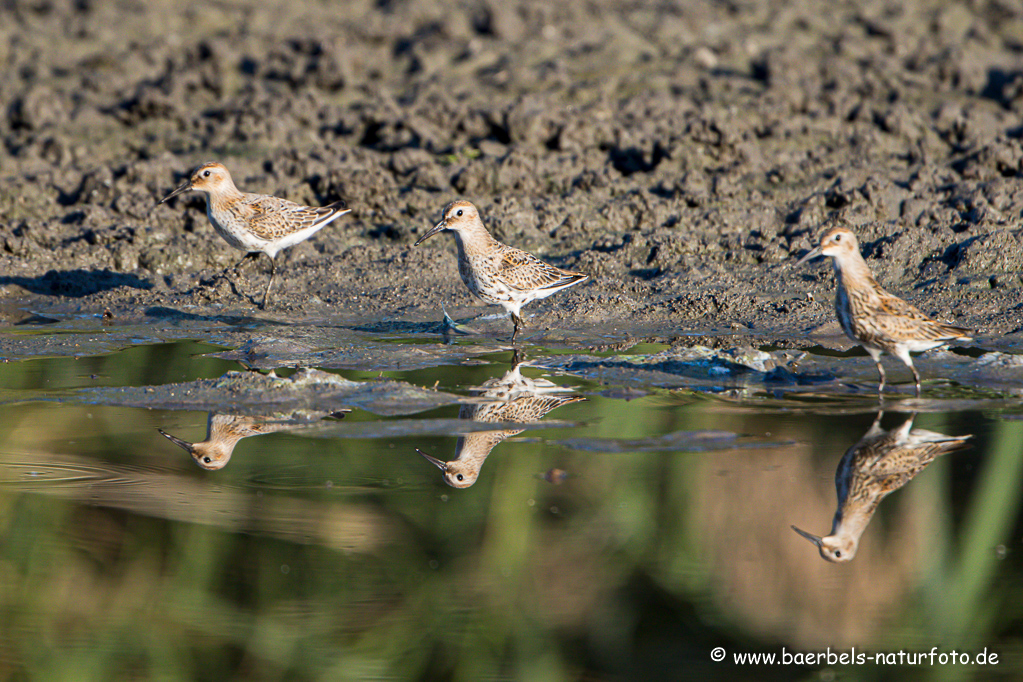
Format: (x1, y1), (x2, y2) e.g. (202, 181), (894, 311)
(2, 0), (1023, 346)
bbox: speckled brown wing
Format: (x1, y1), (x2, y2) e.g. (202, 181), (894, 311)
(842, 426), (971, 504)
(496, 247), (587, 292)
(869, 293), (971, 342)
(208, 414), (296, 441)
(859, 445), (930, 492)
(471, 394), (585, 423)
(866, 442), (956, 477)
(241, 195), (347, 241)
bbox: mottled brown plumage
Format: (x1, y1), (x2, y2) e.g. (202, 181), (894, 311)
(792, 411), (971, 562)
(414, 200), (588, 338)
(418, 362), (584, 487)
(798, 226), (971, 395)
(159, 162), (351, 308)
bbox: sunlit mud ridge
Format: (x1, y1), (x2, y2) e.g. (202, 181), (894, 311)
(532, 345), (1023, 398)
(2, 367), (461, 417)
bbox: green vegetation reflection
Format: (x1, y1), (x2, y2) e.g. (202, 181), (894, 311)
(0, 341), (1021, 680)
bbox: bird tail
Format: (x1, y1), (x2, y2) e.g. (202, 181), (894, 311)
(543, 272), (588, 291)
(938, 323), (972, 341)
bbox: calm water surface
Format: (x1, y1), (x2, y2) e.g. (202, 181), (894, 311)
(0, 325), (1021, 681)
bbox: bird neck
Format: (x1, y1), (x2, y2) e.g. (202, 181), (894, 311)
(833, 252), (881, 292)
(453, 229), (499, 258)
(208, 423), (248, 453)
(828, 504), (870, 556)
(203, 186), (245, 209)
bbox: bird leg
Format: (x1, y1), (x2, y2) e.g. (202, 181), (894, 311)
(261, 255), (277, 310)
(219, 253), (260, 299)
(511, 312), (525, 341)
(911, 365), (922, 397)
(232, 251), (261, 271)
(874, 360), (887, 395)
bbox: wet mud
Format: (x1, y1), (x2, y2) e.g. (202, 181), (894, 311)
(2, 0), (1023, 371)
(7, 367), (460, 416)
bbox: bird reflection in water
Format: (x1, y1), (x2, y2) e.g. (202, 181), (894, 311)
(418, 362), (583, 488)
(158, 410), (349, 470)
(792, 412), (971, 562)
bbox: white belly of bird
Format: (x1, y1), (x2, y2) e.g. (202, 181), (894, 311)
(267, 224), (329, 255)
(902, 338), (949, 353)
(207, 211), (327, 259)
(208, 210), (270, 254)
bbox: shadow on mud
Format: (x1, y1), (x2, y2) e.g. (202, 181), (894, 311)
(144, 305), (293, 328)
(0, 270), (152, 297)
(351, 319), (450, 335)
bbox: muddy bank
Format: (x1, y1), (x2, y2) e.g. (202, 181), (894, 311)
(2, 0), (1023, 348)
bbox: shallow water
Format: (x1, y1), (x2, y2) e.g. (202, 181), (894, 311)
(1, 313), (1022, 681)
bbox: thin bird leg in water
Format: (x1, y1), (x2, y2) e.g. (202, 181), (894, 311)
(511, 313), (525, 340)
(874, 360), (886, 394)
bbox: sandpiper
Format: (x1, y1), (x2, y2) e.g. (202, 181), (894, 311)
(798, 226), (972, 396)
(417, 362), (583, 487)
(159, 162), (351, 309)
(414, 200), (588, 339)
(159, 409), (349, 470)
(792, 411), (971, 562)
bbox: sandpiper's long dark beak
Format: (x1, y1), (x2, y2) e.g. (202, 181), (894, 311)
(158, 428), (194, 453)
(796, 245), (823, 265)
(158, 179), (193, 205)
(790, 525), (824, 548)
(417, 448), (447, 471)
(414, 220), (447, 246)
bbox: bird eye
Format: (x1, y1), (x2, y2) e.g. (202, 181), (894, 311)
(203, 170), (211, 177)
(834, 234), (842, 241)
(456, 209), (463, 217)
(203, 456), (212, 463)
(456, 474), (464, 481)
(834, 550), (842, 558)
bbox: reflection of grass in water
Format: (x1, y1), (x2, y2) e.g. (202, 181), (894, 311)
(924, 420), (1023, 653)
(0, 411), (1018, 678)
(2, 342), (1023, 678)
(0, 340), (236, 391)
